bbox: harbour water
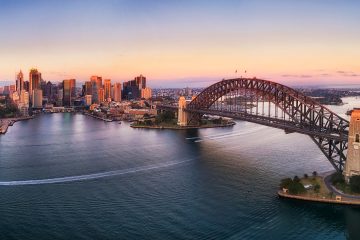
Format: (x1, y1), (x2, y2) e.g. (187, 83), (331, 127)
(0, 98), (359, 239)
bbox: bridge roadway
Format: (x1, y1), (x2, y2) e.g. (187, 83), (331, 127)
(157, 105), (348, 142)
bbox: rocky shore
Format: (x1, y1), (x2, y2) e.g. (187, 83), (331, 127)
(0, 116), (33, 134)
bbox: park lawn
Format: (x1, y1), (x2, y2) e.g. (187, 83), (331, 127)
(300, 176), (333, 199)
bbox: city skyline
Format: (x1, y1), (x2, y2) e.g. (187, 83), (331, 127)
(1, 0), (360, 87)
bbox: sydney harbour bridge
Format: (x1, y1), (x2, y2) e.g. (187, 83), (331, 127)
(158, 78), (353, 173)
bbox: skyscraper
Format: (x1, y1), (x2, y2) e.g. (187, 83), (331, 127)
(123, 75), (147, 100)
(90, 76), (102, 103)
(104, 79), (111, 100)
(16, 70), (24, 94)
(114, 83), (122, 102)
(29, 68), (41, 96)
(85, 81), (92, 95)
(135, 75), (146, 89)
(98, 87), (105, 103)
(32, 89), (43, 108)
(63, 79), (76, 106)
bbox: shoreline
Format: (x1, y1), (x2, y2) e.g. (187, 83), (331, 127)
(130, 121), (236, 130)
(278, 190), (360, 206)
(0, 116), (34, 134)
(278, 171), (360, 206)
(82, 112), (114, 122)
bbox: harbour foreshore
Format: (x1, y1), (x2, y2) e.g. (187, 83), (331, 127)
(0, 116), (33, 134)
(278, 170), (360, 206)
(278, 190), (360, 206)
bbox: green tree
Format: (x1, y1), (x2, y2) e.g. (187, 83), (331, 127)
(349, 176), (360, 193)
(155, 110), (175, 124)
(293, 176), (300, 183)
(280, 178), (293, 189)
(288, 181), (306, 195)
(304, 174), (308, 179)
(314, 184), (320, 193)
(331, 172), (345, 185)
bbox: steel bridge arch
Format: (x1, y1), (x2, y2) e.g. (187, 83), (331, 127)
(186, 78), (349, 171)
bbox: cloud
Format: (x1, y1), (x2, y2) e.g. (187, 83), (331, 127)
(281, 74), (312, 78)
(336, 70), (360, 77)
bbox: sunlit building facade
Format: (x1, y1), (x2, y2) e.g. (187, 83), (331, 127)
(114, 83), (122, 102)
(32, 89), (43, 108)
(16, 70), (24, 94)
(29, 68), (41, 97)
(91, 76), (102, 104)
(63, 79), (76, 106)
(104, 79), (111, 100)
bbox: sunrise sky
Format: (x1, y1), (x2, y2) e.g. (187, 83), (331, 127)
(0, 0), (359, 87)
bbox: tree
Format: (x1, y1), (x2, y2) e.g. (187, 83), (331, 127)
(304, 174), (308, 179)
(280, 178), (293, 189)
(349, 176), (360, 193)
(293, 176), (300, 183)
(279, 178), (305, 195)
(331, 172), (345, 185)
(312, 171), (318, 178)
(288, 181), (306, 195)
(314, 184), (320, 193)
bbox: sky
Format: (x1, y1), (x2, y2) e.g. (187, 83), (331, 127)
(0, 0), (359, 88)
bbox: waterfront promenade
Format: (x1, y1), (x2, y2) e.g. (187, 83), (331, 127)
(0, 116), (33, 134)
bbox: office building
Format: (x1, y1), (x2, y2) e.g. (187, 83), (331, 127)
(63, 79), (76, 106)
(90, 76), (102, 103)
(16, 70), (24, 94)
(123, 75), (147, 100)
(141, 87), (152, 100)
(85, 81), (92, 95)
(85, 95), (92, 106)
(32, 89), (43, 108)
(29, 68), (41, 96)
(104, 79), (111, 100)
(114, 83), (122, 102)
(98, 87), (105, 103)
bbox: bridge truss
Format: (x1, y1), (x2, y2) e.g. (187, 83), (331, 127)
(185, 78), (349, 171)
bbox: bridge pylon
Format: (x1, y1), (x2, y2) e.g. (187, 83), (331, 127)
(344, 110), (360, 181)
(177, 96), (199, 126)
(177, 96), (188, 126)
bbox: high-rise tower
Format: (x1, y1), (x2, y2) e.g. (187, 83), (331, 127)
(16, 70), (24, 94)
(104, 79), (111, 100)
(63, 79), (76, 106)
(29, 68), (41, 96)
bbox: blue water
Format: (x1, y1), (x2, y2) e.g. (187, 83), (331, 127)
(0, 105), (359, 239)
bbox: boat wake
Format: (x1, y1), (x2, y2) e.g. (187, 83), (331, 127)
(0, 158), (195, 186)
(187, 126), (267, 142)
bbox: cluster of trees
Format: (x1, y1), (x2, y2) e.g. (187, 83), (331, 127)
(330, 172), (360, 194)
(0, 99), (18, 118)
(155, 111), (175, 125)
(349, 176), (360, 193)
(331, 172), (345, 185)
(280, 176), (305, 195)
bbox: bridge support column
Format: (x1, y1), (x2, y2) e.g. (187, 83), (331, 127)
(344, 110), (360, 181)
(178, 96), (189, 126)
